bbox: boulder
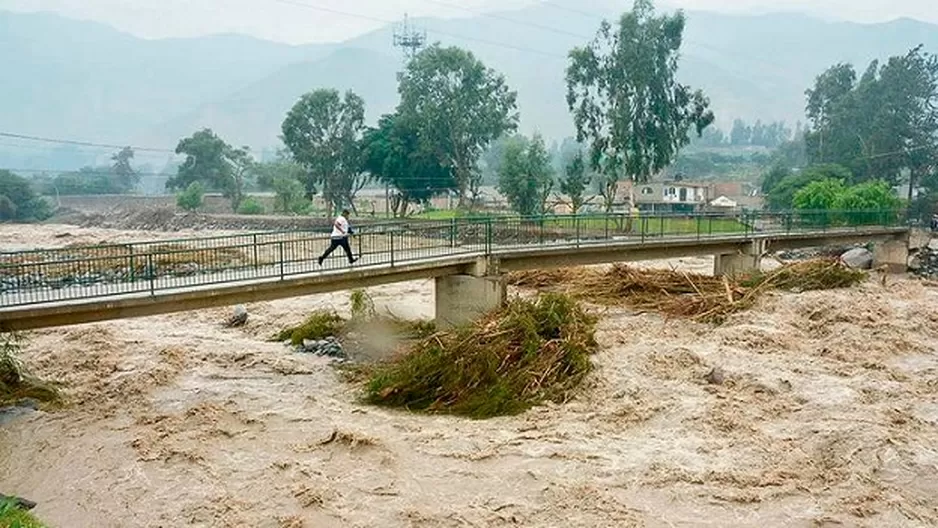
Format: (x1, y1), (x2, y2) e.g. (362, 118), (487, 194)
(841, 248), (873, 270)
(224, 305), (249, 328)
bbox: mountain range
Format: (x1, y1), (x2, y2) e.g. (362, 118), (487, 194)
(2, 2), (938, 170)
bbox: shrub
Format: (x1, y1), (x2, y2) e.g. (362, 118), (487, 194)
(176, 181), (204, 211)
(237, 196), (266, 215)
(0, 170), (52, 222)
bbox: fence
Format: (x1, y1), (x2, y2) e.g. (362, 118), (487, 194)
(0, 210), (906, 307)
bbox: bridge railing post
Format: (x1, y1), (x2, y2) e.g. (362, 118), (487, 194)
(252, 234), (259, 271)
(450, 218), (457, 248)
(575, 215), (581, 248)
(389, 231), (396, 267)
(485, 218), (493, 255)
(128, 246), (136, 283)
(147, 253), (155, 295)
(278, 241), (285, 279)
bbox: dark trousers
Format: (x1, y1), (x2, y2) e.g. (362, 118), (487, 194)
(320, 236), (354, 263)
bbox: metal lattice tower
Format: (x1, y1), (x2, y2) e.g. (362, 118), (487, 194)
(392, 14), (426, 63)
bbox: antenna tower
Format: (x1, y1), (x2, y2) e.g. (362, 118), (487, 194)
(392, 14), (426, 62)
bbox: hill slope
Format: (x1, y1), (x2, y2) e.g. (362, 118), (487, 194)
(2, 6), (938, 161)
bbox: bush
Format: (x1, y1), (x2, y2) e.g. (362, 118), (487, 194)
(176, 181), (204, 211)
(365, 293), (598, 418)
(236, 196), (266, 215)
(0, 170), (52, 222)
(275, 310), (345, 345)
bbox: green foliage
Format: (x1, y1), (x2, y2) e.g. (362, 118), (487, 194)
(282, 88), (368, 215)
(175, 181), (204, 211)
(793, 177), (900, 225)
(566, 0), (714, 210)
(0, 170), (51, 222)
(804, 46), (938, 186)
(167, 129), (253, 211)
(764, 163), (853, 210)
(236, 196), (265, 215)
(255, 154), (310, 214)
(497, 133), (555, 216)
(365, 293), (597, 419)
(276, 311), (345, 345)
(397, 44), (519, 208)
(361, 113), (456, 217)
(793, 178), (846, 211)
(0, 498), (46, 528)
(558, 150), (593, 214)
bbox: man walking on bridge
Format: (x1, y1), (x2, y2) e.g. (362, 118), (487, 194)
(318, 209), (358, 266)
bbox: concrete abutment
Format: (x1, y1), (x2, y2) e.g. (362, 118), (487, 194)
(713, 241), (765, 277)
(434, 274), (507, 330)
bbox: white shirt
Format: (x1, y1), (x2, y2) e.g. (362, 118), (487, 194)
(331, 215), (350, 238)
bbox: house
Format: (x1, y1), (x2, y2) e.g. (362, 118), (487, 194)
(634, 180), (711, 213)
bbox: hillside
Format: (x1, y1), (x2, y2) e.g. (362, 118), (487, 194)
(2, 5), (938, 163)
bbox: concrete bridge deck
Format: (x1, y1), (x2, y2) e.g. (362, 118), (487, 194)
(0, 218), (910, 331)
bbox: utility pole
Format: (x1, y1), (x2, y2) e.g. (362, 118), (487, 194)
(387, 14), (427, 218)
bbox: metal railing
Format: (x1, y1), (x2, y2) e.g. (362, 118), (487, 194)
(0, 209), (906, 308)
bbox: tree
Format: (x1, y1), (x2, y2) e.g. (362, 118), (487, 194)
(566, 0), (714, 212)
(255, 152), (310, 215)
(794, 178), (900, 225)
(167, 128), (252, 211)
(730, 119), (752, 146)
(804, 47), (938, 188)
(765, 163), (853, 210)
(558, 151), (593, 214)
(111, 147), (138, 193)
(0, 170), (51, 222)
(226, 145), (254, 212)
(397, 44), (519, 208)
(361, 113), (456, 217)
(497, 133), (555, 216)
(282, 89), (368, 214)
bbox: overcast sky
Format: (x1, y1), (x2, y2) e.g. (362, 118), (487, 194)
(1, 0), (934, 44)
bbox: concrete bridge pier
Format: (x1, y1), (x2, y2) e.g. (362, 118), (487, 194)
(713, 241), (766, 277)
(434, 256), (506, 329)
(872, 239), (910, 273)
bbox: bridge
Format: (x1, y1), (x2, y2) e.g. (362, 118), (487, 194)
(0, 211), (912, 331)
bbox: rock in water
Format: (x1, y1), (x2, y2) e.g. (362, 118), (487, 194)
(841, 248), (873, 270)
(225, 305), (249, 328)
(705, 367), (725, 385)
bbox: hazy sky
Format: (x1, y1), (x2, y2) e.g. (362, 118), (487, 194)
(1, 0), (934, 44)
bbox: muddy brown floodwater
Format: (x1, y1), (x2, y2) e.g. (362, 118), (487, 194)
(2, 224), (938, 527)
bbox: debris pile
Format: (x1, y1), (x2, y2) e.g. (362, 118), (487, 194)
(508, 259), (866, 324)
(364, 293), (598, 418)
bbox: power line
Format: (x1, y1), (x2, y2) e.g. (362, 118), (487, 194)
(415, 0), (587, 40)
(538, 0), (607, 21)
(0, 132), (177, 154)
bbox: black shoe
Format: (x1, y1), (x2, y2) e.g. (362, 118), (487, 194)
(317, 256), (324, 266)
(349, 258), (358, 264)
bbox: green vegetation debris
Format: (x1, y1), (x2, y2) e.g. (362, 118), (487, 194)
(275, 310), (345, 345)
(0, 498), (46, 528)
(364, 293), (597, 419)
